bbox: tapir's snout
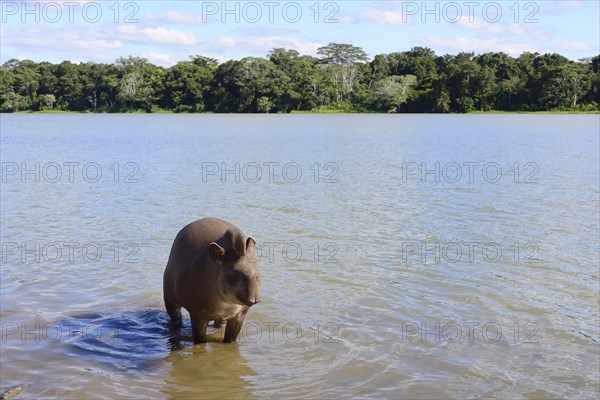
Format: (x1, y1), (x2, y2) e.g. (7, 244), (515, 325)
(250, 297), (261, 305)
(245, 275), (261, 306)
(241, 296), (260, 307)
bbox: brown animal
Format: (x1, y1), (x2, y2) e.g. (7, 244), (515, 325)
(163, 218), (261, 343)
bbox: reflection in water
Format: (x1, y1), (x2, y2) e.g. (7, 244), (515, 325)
(59, 310), (172, 372)
(162, 342), (255, 400)
(55, 310), (255, 399)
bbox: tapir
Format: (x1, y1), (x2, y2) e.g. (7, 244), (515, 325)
(163, 218), (261, 343)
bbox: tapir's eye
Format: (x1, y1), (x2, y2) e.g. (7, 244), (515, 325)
(227, 274), (240, 286)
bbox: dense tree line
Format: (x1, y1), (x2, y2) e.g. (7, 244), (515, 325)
(1, 44), (598, 113)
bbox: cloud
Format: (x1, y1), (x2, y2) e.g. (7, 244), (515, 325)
(164, 11), (204, 25)
(1, 25), (124, 52)
(419, 36), (537, 56)
(555, 42), (594, 53)
(142, 12), (159, 25)
(359, 7), (408, 25)
(235, 26), (301, 36)
(336, 12), (357, 24)
(455, 18), (551, 41)
(0, 24), (126, 64)
(141, 51), (179, 67)
(335, 1), (412, 25)
(212, 37), (237, 48)
(116, 25), (197, 46)
(200, 36), (323, 57)
(506, 24), (551, 41)
(456, 18), (504, 33)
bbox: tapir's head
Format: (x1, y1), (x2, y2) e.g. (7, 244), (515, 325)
(209, 230), (261, 307)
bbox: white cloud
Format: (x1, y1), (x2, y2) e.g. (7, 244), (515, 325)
(1, 26), (124, 51)
(165, 11), (204, 25)
(0, 24), (127, 64)
(419, 36), (537, 56)
(336, 11), (356, 24)
(555, 42), (594, 53)
(455, 18), (551, 41)
(141, 51), (179, 67)
(507, 24), (550, 40)
(116, 25), (197, 46)
(456, 18), (503, 33)
(360, 7), (408, 25)
(143, 12), (159, 25)
(235, 27), (300, 36)
(213, 37), (237, 48)
(200, 36), (323, 57)
(70, 39), (124, 50)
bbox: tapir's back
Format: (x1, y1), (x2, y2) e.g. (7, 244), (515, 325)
(179, 218), (242, 248)
(167, 218), (241, 264)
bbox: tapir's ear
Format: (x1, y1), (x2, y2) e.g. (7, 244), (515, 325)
(246, 237), (256, 256)
(208, 242), (226, 262)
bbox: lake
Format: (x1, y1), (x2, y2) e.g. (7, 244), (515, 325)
(1, 114), (599, 399)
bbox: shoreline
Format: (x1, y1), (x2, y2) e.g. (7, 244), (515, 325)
(6, 110), (600, 115)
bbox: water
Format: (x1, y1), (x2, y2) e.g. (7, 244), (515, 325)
(1, 114), (598, 399)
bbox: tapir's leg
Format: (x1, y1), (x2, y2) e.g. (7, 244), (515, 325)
(223, 310), (248, 343)
(164, 296), (182, 324)
(191, 315), (209, 344)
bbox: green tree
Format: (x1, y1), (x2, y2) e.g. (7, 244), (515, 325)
(0, 64), (28, 112)
(588, 55), (600, 105)
(388, 47), (441, 112)
(268, 48), (322, 111)
(371, 75), (417, 112)
(368, 54), (391, 88)
(474, 52), (522, 110)
(54, 61), (87, 110)
(115, 56), (162, 112)
(445, 53), (480, 112)
(473, 66), (497, 111)
(509, 52), (539, 110)
(0, 65), (16, 112)
(531, 53), (590, 110)
(38, 94), (56, 110)
(1, 59), (40, 111)
(0, 91), (28, 112)
(565, 59), (594, 108)
(85, 62), (120, 112)
(36, 62), (58, 106)
(317, 43), (369, 104)
(211, 57), (289, 113)
(1, 49), (599, 114)
(162, 56), (217, 112)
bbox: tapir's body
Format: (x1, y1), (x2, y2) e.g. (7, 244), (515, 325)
(163, 218), (261, 343)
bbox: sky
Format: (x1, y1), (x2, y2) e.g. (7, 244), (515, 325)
(1, 0), (599, 66)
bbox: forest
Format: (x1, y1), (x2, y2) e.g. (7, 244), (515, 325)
(1, 43), (598, 113)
